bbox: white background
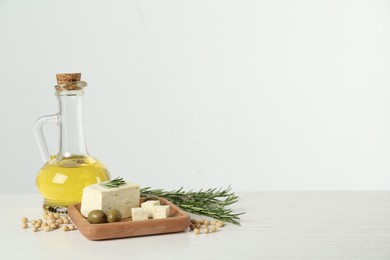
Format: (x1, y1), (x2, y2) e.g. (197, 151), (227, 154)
(0, 0), (390, 193)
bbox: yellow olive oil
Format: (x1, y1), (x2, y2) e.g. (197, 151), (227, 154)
(36, 155), (110, 212)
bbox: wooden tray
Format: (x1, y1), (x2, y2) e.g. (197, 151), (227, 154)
(68, 197), (190, 240)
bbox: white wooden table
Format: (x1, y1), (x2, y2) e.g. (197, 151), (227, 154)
(1, 192), (390, 259)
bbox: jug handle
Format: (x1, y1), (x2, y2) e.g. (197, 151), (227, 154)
(34, 114), (58, 162)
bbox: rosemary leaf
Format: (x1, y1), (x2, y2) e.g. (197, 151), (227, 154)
(140, 186), (245, 225)
(100, 177), (126, 188)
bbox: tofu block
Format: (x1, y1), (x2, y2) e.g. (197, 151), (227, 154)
(131, 208), (148, 221)
(80, 182), (140, 218)
(153, 205), (170, 219)
(141, 200), (161, 218)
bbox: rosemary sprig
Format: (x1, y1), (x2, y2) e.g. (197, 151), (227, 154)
(100, 177), (126, 188)
(141, 185), (245, 225)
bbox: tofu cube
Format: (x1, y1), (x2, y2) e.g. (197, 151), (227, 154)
(141, 200), (161, 218)
(131, 208), (148, 221)
(153, 205), (170, 219)
(80, 182), (140, 218)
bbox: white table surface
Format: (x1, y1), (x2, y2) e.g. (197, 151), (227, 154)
(2, 191), (390, 260)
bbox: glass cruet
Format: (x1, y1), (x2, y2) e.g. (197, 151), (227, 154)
(34, 73), (110, 213)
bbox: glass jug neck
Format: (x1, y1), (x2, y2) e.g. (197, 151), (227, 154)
(56, 90), (89, 159)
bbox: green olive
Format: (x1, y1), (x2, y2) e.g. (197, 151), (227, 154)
(88, 210), (107, 224)
(106, 209), (122, 223)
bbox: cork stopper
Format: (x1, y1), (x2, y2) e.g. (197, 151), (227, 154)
(56, 73), (81, 84)
(55, 73), (86, 91)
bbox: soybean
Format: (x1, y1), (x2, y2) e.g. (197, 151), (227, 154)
(216, 221), (225, 227)
(210, 226), (217, 232)
(193, 228), (200, 235)
(189, 218), (223, 235)
(44, 226), (51, 232)
(21, 212), (75, 233)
